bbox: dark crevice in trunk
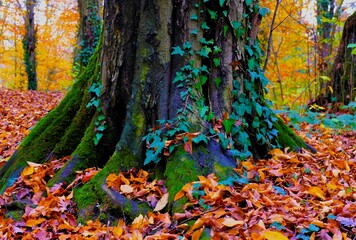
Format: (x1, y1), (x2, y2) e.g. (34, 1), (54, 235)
(168, 1), (190, 119)
(102, 1), (141, 141)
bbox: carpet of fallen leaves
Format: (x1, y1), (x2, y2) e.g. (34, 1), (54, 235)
(0, 89), (356, 239)
(0, 89), (64, 161)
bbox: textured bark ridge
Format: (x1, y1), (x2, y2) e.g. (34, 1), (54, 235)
(0, 0), (310, 222)
(328, 11), (356, 104)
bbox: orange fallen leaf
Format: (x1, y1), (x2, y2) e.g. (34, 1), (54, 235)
(174, 189), (185, 201)
(308, 186), (325, 200)
(192, 227), (204, 240)
(25, 218), (46, 227)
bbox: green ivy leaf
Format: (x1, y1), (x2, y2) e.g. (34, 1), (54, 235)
(213, 58), (220, 67)
(144, 150), (159, 165)
(255, 102), (263, 117)
(201, 22), (210, 30)
(97, 125), (106, 132)
(200, 38), (214, 45)
(248, 58), (256, 70)
(199, 105), (209, 118)
(245, 45), (253, 56)
(213, 46), (222, 54)
(215, 77), (222, 88)
(259, 7), (270, 17)
(198, 46), (211, 58)
(193, 134), (208, 144)
(93, 132), (103, 145)
(190, 14), (198, 20)
(190, 28), (198, 35)
(223, 119), (235, 134)
(97, 115), (105, 121)
(223, 25), (229, 37)
(219, 0), (226, 6)
(183, 41), (192, 49)
(172, 46), (185, 56)
(207, 9), (217, 19)
(245, 0), (252, 6)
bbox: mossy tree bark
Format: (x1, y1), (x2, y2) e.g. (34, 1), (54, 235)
(327, 11), (356, 104)
(0, 0), (311, 222)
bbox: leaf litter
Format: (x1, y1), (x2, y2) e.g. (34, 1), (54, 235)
(0, 89), (355, 239)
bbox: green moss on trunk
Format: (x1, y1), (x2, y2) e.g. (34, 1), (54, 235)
(274, 117), (309, 151)
(0, 38), (102, 193)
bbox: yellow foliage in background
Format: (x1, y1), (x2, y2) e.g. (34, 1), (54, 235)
(259, 0), (348, 108)
(0, 0), (79, 91)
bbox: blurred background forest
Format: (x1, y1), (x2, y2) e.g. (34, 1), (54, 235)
(0, 0), (355, 108)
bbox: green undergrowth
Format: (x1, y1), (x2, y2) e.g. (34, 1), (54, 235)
(275, 102), (356, 131)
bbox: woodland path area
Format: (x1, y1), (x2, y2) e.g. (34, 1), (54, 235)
(0, 89), (355, 239)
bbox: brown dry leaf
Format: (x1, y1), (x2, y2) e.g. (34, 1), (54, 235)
(222, 217), (244, 227)
(154, 193), (169, 212)
(120, 184), (134, 194)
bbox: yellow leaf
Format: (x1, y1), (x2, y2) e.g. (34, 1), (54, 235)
(22, 166), (34, 176)
(154, 193), (169, 211)
(242, 161), (255, 170)
(269, 148), (284, 155)
(113, 226), (123, 237)
(308, 186), (325, 200)
(328, 85), (333, 93)
(120, 185), (134, 194)
(262, 230), (288, 240)
(310, 232), (315, 240)
(222, 217), (244, 227)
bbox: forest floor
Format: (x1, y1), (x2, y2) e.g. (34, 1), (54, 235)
(0, 89), (355, 239)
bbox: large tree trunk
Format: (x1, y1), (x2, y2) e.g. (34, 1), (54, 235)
(0, 0), (311, 222)
(328, 11), (356, 104)
(24, 0), (37, 90)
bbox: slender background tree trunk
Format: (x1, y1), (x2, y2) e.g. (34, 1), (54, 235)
(24, 0), (37, 90)
(328, 11), (356, 104)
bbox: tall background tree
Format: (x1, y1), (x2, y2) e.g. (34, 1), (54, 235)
(73, 0), (101, 74)
(23, 0), (37, 90)
(0, 0), (311, 221)
(328, 11), (356, 104)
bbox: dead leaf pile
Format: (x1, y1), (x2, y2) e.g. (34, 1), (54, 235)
(106, 169), (169, 212)
(0, 89), (64, 160)
(0, 156), (101, 239)
(0, 89), (355, 239)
